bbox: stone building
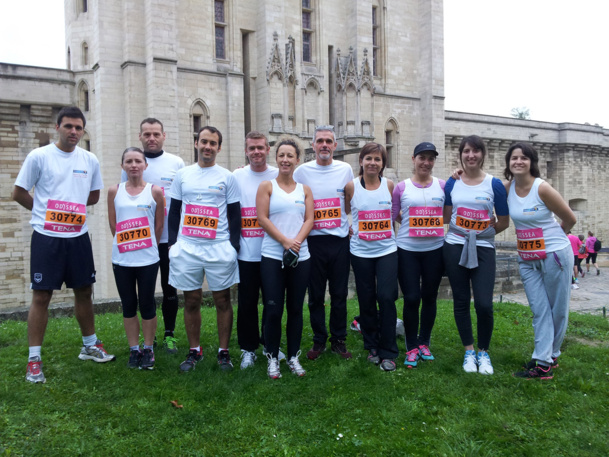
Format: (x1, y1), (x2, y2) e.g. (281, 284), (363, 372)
(0, 0), (606, 310)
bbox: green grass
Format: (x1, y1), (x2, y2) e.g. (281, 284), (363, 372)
(1, 300), (609, 456)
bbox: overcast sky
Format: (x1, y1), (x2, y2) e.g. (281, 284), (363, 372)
(2, 0), (608, 127)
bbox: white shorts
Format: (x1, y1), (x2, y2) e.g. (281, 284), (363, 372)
(168, 239), (239, 291)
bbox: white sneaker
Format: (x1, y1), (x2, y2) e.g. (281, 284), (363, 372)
(266, 353), (281, 379)
(463, 350), (478, 373)
(78, 340), (116, 363)
(287, 351), (306, 377)
(477, 351), (494, 375)
(240, 350), (257, 370)
(263, 347), (286, 362)
(26, 356), (46, 383)
(571, 284), (579, 290)
(396, 318), (405, 338)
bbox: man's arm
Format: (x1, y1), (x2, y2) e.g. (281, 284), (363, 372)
(87, 190), (100, 206)
(227, 202), (241, 253)
(12, 186), (33, 211)
(167, 199), (182, 247)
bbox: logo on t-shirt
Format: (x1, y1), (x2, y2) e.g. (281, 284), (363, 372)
(73, 169), (88, 178)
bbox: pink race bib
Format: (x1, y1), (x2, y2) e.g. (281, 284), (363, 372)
(44, 199), (86, 233)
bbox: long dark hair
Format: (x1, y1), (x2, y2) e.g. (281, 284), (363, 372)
(358, 142), (387, 177)
(503, 142), (541, 180)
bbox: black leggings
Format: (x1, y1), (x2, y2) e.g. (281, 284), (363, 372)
(443, 242), (495, 350)
(158, 243), (179, 332)
(397, 247), (444, 351)
(113, 262), (159, 320)
(260, 256), (311, 359)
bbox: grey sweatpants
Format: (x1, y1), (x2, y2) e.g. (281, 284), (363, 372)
(519, 244), (573, 366)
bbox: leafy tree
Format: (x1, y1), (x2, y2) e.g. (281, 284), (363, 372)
(511, 107), (530, 119)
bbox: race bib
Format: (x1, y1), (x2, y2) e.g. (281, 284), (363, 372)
(44, 199), (86, 233)
(313, 198), (341, 230)
(455, 207), (490, 232)
(182, 204), (218, 239)
(516, 227), (547, 260)
(241, 207), (264, 238)
(408, 206), (444, 237)
(358, 209), (391, 241)
(116, 217), (153, 253)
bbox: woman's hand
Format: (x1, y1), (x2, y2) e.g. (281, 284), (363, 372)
(451, 168), (464, 180)
(282, 238), (301, 253)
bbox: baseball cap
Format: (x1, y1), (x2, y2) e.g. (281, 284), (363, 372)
(413, 142), (438, 157)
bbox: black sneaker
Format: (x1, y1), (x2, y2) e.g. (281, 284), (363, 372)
(140, 348), (155, 370)
(180, 349), (203, 372)
(128, 349), (142, 369)
(523, 358), (558, 370)
(513, 363), (553, 380)
(306, 342), (326, 360)
(217, 349), (233, 371)
(367, 349), (380, 365)
(331, 340), (352, 359)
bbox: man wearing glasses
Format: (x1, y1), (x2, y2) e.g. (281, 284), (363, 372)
(294, 126), (354, 360)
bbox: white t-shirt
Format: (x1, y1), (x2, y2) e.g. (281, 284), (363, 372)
(14, 143), (103, 238)
(111, 182), (159, 267)
(233, 165), (278, 262)
(168, 163), (240, 245)
(121, 151), (184, 244)
(293, 159), (353, 237)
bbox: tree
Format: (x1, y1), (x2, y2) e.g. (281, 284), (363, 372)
(511, 107), (530, 119)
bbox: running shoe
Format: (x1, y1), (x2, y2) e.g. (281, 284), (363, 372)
(404, 348), (420, 368)
(180, 348), (203, 372)
(462, 350), (478, 373)
(396, 318), (405, 338)
(581, 271), (586, 278)
(571, 284), (580, 290)
(513, 363), (553, 380)
(128, 349), (142, 369)
(287, 351), (306, 377)
(217, 349), (234, 371)
(78, 340), (116, 363)
(140, 348), (155, 370)
(306, 342), (326, 360)
(418, 345), (435, 361)
(163, 336), (179, 355)
(331, 340), (352, 359)
(267, 353), (282, 379)
(263, 347), (286, 362)
(367, 348), (380, 365)
(350, 318), (362, 333)
(380, 359), (396, 372)
(523, 357), (559, 370)
(26, 356), (46, 384)
(240, 350), (257, 369)
(477, 351), (494, 375)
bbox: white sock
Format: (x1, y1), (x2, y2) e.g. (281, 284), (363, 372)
(130, 345), (140, 351)
(218, 347), (228, 353)
(83, 334), (98, 347)
(29, 346), (42, 360)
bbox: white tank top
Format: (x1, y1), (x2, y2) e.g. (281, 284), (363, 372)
(395, 177), (445, 252)
(111, 182), (159, 267)
(508, 178), (569, 260)
(350, 177), (397, 258)
(261, 179), (310, 262)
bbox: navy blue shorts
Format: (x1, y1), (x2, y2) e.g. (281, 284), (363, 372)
(30, 231), (96, 290)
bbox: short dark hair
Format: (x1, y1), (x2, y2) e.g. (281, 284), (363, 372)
(245, 131), (269, 150)
(458, 135), (486, 169)
(121, 147), (146, 164)
(57, 106), (86, 128)
(196, 126), (222, 146)
(358, 142), (387, 177)
(140, 118), (164, 132)
(503, 142), (541, 180)
(274, 137), (302, 159)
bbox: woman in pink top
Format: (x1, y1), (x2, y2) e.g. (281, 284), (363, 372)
(585, 231), (600, 275)
(567, 232), (582, 289)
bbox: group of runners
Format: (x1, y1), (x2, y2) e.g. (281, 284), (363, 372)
(13, 106), (580, 383)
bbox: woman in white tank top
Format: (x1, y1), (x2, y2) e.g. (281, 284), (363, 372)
(504, 143), (576, 379)
(344, 142), (399, 371)
(256, 137), (314, 379)
(108, 147), (164, 370)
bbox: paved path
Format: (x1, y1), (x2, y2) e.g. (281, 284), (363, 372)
(498, 267), (608, 316)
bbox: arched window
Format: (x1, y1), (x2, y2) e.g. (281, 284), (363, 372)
(385, 118), (398, 169)
(82, 42), (89, 66)
(80, 132), (91, 151)
(81, 0), (88, 13)
(191, 101), (210, 162)
(78, 81), (90, 112)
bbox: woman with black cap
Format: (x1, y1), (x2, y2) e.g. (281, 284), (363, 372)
(392, 142), (446, 369)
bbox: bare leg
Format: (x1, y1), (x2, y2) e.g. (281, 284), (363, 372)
(142, 317), (158, 347)
(74, 285), (95, 337)
(123, 316), (140, 347)
(27, 290), (53, 346)
(183, 289), (202, 348)
(213, 288), (233, 349)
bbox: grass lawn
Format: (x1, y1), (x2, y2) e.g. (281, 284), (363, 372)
(1, 299), (608, 457)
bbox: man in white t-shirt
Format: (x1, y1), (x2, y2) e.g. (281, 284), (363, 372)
(293, 125), (354, 360)
(167, 126), (241, 372)
(233, 131), (279, 369)
(12, 106), (115, 384)
(122, 118), (185, 354)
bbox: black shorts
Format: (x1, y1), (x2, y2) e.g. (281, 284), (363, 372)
(30, 231), (96, 290)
